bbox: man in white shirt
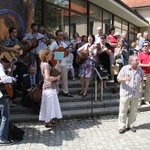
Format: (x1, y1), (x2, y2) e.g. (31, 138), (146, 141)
(95, 26), (110, 44)
(0, 48), (16, 145)
(49, 30), (73, 97)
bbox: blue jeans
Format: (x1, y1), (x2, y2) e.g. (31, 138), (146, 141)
(0, 97), (10, 141)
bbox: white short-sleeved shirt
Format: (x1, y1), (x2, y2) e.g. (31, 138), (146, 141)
(0, 63), (13, 98)
(48, 41), (68, 66)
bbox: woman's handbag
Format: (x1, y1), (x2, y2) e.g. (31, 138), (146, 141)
(50, 68), (61, 77)
(111, 63), (119, 75)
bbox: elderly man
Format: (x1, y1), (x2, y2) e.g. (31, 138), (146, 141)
(95, 26), (110, 44)
(138, 31), (150, 51)
(117, 55), (144, 134)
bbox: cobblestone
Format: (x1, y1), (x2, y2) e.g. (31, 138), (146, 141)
(1, 111), (150, 150)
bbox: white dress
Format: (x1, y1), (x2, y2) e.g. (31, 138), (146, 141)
(39, 62), (62, 122)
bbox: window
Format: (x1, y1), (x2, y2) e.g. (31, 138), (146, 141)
(103, 10), (112, 24)
(122, 20), (128, 31)
(45, 4), (69, 34)
(89, 21), (94, 35)
(70, 11), (87, 37)
(90, 19), (102, 35)
(114, 16), (121, 28)
(129, 24), (134, 33)
(90, 4), (102, 21)
(70, 23), (76, 37)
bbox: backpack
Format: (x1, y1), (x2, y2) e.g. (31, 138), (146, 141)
(9, 122), (25, 141)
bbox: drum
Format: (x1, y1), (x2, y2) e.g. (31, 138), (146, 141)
(27, 87), (41, 103)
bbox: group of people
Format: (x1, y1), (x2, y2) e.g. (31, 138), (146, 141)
(0, 22), (150, 144)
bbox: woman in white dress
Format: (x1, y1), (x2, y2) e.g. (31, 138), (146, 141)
(39, 48), (62, 127)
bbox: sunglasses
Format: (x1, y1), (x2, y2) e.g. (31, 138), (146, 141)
(59, 34), (63, 36)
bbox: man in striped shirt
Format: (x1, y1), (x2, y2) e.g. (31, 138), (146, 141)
(117, 55), (144, 134)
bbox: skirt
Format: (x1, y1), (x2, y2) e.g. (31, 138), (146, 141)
(39, 89), (62, 122)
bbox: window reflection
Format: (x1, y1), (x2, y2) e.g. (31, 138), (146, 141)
(90, 19), (102, 35)
(90, 4), (102, 21)
(46, 0), (69, 8)
(114, 16), (121, 28)
(103, 10), (112, 24)
(70, 12), (87, 38)
(45, 5), (69, 34)
(122, 20), (128, 30)
(71, 0), (87, 14)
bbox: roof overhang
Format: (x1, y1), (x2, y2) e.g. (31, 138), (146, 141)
(89, 0), (149, 27)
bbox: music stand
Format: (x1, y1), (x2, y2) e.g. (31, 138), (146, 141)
(88, 57), (108, 126)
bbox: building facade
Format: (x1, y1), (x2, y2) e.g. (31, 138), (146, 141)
(35, 0), (149, 42)
(122, 0), (150, 34)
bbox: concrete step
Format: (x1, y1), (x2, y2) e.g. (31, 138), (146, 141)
(10, 98), (119, 114)
(10, 105), (150, 122)
(6, 78), (150, 122)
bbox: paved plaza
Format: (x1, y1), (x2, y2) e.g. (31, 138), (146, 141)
(1, 111), (150, 150)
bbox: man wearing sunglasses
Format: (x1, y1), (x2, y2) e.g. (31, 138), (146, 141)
(49, 30), (73, 97)
(138, 41), (150, 106)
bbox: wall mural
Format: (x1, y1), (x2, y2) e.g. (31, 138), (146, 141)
(0, 0), (34, 43)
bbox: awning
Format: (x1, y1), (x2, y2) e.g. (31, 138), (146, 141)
(89, 0), (149, 27)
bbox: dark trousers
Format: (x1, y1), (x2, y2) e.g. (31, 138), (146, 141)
(29, 52), (41, 85)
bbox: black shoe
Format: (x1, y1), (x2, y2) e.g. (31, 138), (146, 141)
(119, 129), (125, 134)
(0, 139), (15, 145)
(16, 89), (23, 94)
(112, 89), (117, 94)
(63, 92), (73, 97)
(130, 127), (136, 132)
(79, 91), (83, 95)
(82, 93), (87, 97)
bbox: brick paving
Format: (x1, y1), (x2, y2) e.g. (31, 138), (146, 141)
(1, 111), (150, 150)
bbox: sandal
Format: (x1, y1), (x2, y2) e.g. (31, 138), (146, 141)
(50, 120), (57, 125)
(45, 122), (56, 128)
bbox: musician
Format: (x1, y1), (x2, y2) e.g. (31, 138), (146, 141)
(0, 45), (19, 54)
(63, 32), (75, 80)
(39, 48), (62, 127)
(21, 65), (40, 111)
(98, 34), (111, 88)
(0, 48), (16, 144)
(4, 27), (27, 106)
(49, 29), (73, 97)
(21, 23), (47, 85)
(77, 35), (98, 97)
(39, 26), (51, 38)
